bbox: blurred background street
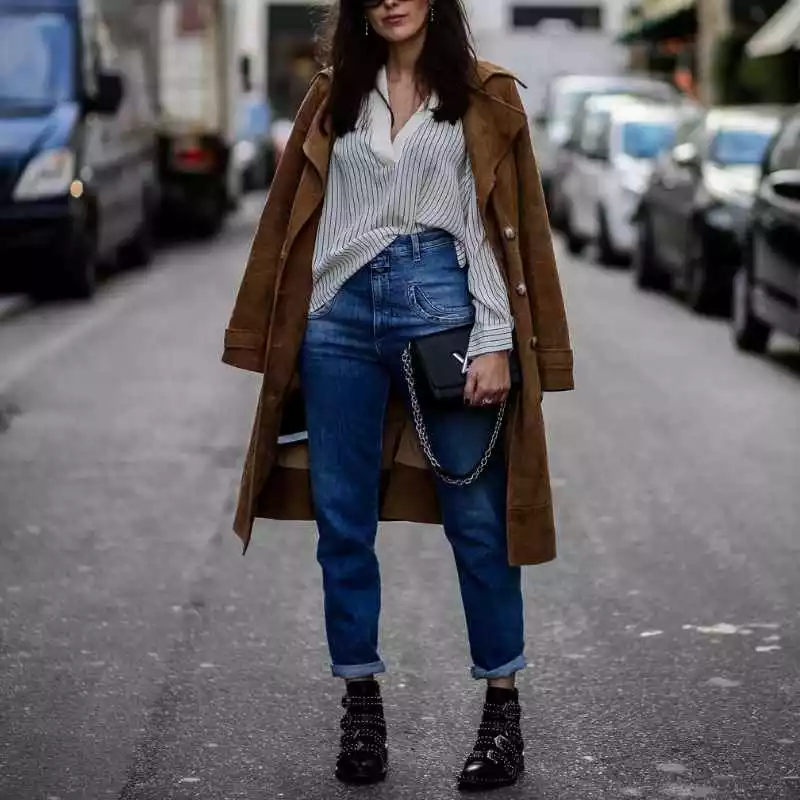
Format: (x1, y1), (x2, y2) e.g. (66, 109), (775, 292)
(1, 195), (799, 799)
(2, 0), (800, 797)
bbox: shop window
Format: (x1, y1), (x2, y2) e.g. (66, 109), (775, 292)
(512, 5), (602, 30)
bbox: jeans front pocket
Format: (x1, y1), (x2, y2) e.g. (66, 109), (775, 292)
(407, 283), (474, 325)
(308, 292), (340, 320)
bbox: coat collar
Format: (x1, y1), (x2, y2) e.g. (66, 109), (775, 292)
(300, 60), (527, 216)
(465, 64), (529, 215)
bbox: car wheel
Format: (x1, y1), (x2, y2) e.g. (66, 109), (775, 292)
(33, 218), (98, 301)
(632, 212), (664, 291)
(685, 227), (714, 314)
(193, 189), (226, 239)
(597, 206), (618, 266)
(731, 266), (770, 353)
(548, 185), (565, 231)
(563, 202), (585, 255)
(119, 190), (156, 270)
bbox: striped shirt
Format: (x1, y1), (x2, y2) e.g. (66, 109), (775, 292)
(310, 67), (514, 360)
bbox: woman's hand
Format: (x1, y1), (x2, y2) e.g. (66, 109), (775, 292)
(464, 352), (512, 407)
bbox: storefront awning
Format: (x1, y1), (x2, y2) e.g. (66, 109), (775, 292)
(746, 0), (800, 58)
(618, 0), (697, 44)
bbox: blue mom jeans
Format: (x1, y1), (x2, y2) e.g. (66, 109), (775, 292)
(300, 230), (525, 680)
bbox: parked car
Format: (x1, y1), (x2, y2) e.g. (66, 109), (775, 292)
(732, 106), (800, 353)
(0, 0), (159, 299)
(633, 106), (785, 314)
(560, 96), (680, 263)
(534, 73), (680, 228)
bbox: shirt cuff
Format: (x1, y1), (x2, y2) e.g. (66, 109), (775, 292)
(464, 323), (514, 369)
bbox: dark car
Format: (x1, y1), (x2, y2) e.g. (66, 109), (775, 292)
(633, 106), (785, 314)
(732, 106), (800, 354)
(0, 0), (160, 299)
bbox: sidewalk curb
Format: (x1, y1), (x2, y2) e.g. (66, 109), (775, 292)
(0, 296), (29, 323)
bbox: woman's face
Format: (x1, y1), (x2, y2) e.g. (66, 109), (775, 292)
(365, 0), (430, 44)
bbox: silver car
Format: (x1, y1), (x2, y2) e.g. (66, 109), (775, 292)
(531, 73), (680, 226)
(560, 98), (681, 263)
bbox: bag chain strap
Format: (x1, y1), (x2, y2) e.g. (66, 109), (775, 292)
(401, 345), (507, 487)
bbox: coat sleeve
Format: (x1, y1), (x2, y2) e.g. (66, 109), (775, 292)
(222, 77), (327, 373)
(505, 82), (574, 392)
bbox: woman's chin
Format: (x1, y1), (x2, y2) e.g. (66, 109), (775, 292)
(377, 23), (425, 43)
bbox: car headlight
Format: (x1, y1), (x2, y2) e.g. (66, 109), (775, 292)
(620, 173), (649, 197)
(14, 148), (75, 200)
(13, 148), (76, 200)
(705, 206), (736, 230)
(702, 174), (754, 208)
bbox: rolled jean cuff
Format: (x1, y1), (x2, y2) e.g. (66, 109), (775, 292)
(471, 654), (527, 681)
(331, 660), (387, 679)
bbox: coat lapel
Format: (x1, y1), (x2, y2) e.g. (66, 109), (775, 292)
(463, 85), (527, 217)
(283, 93), (334, 254)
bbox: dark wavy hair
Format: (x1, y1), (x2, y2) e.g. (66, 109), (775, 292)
(319, 0), (477, 137)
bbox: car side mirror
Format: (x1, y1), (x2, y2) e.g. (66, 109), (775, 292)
(672, 142), (699, 169)
(765, 169), (800, 202)
(91, 70), (124, 115)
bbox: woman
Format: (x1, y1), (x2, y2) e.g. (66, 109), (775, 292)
(222, 0), (573, 791)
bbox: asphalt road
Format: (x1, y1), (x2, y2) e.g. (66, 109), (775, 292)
(1, 197), (799, 800)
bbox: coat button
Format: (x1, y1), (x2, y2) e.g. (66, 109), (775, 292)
(515, 282), (527, 297)
(504, 226), (517, 241)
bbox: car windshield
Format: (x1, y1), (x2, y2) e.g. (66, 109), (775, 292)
(0, 12), (74, 108)
(621, 120), (676, 159)
(710, 127), (775, 166)
(553, 89), (594, 124)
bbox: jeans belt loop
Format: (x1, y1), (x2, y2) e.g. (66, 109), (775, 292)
(411, 232), (422, 263)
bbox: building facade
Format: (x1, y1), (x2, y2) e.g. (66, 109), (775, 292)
(240, 0), (633, 78)
(467, 0), (630, 37)
(239, 0), (637, 115)
(621, 0), (797, 104)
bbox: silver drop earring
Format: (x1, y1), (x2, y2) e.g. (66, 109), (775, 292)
(365, 17), (370, 35)
(429, 2), (435, 22)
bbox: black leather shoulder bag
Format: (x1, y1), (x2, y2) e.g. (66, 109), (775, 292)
(401, 323), (521, 487)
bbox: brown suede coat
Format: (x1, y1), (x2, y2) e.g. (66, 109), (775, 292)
(221, 61), (574, 566)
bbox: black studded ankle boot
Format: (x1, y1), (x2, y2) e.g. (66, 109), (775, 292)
(458, 686), (524, 792)
(335, 679), (388, 785)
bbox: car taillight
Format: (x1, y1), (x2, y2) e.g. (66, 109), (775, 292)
(173, 142), (215, 171)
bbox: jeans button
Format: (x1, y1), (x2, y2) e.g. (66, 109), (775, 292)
(515, 282), (527, 297)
